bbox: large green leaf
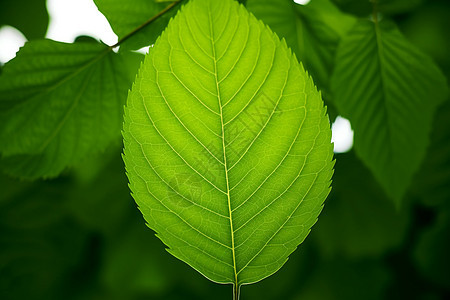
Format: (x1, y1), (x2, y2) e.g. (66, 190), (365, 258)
(331, 20), (448, 204)
(94, 0), (182, 50)
(0, 39), (142, 179)
(123, 0), (333, 295)
(246, 0), (355, 94)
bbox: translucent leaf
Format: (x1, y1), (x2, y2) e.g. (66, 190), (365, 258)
(0, 39), (143, 179)
(94, 0), (182, 50)
(246, 0), (355, 94)
(331, 20), (448, 204)
(123, 0), (334, 294)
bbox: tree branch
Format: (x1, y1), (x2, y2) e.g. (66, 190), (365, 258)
(110, 0), (183, 49)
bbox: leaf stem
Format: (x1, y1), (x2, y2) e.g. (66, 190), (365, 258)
(110, 0), (183, 49)
(370, 0), (378, 24)
(233, 284), (241, 300)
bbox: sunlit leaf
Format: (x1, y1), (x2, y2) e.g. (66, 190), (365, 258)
(123, 0), (333, 293)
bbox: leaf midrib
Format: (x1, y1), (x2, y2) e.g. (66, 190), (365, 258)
(373, 20), (396, 181)
(37, 67), (95, 153)
(207, 4), (238, 287)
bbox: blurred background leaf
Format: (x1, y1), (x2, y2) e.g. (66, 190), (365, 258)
(93, 0), (182, 51)
(0, 0), (48, 40)
(331, 19), (448, 204)
(246, 0), (355, 98)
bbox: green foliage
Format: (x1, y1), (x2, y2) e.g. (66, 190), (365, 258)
(1, 0), (450, 299)
(123, 0), (333, 291)
(246, 0), (355, 95)
(0, 40), (142, 179)
(0, 0), (48, 39)
(331, 19), (448, 204)
(412, 100), (450, 208)
(94, 0), (182, 50)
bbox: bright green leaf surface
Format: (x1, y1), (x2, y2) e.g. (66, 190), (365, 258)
(0, 39), (142, 179)
(94, 0), (181, 50)
(123, 0), (333, 291)
(246, 0), (355, 94)
(331, 20), (448, 204)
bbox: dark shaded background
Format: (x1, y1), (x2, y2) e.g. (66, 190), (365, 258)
(1, 0), (449, 299)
